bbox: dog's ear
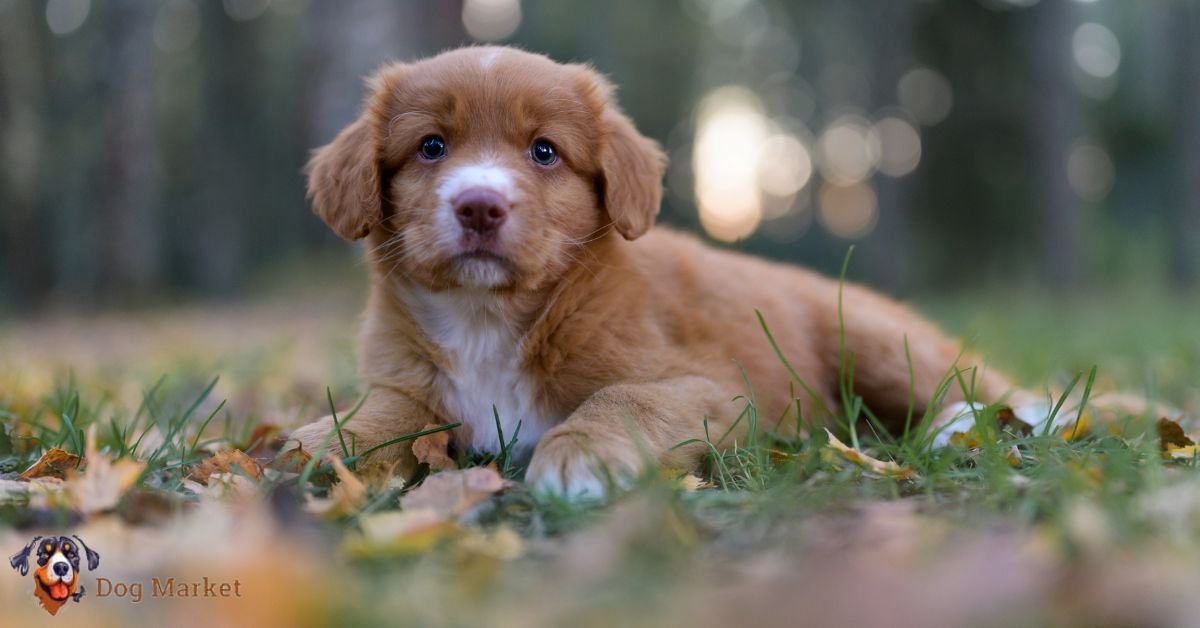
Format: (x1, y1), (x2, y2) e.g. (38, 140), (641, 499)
(306, 116), (380, 240)
(72, 536), (98, 571)
(9, 536), (40, 576)
(583, 72), (666, 241)
(305, 64), (406, 241)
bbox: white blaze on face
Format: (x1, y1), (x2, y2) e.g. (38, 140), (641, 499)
(436, 160), (518, 218)
(435, 160), (520, 287)
(47, 553), (73, 584)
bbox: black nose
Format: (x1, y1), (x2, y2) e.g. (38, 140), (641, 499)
(53, 562), (69, 576)
(454, 188), (509, 234)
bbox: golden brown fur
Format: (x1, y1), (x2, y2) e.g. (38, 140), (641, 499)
(292, 46), (1051, 496)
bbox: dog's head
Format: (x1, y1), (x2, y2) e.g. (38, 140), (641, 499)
(306, 46), (666, 291)
(10, 534), (99, 616)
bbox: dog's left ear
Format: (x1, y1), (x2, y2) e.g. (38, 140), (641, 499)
(582, 72), (667, 241)
(72, 536), (99, 571)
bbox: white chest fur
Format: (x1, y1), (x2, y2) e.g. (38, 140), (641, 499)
(400, 285), (551, 457)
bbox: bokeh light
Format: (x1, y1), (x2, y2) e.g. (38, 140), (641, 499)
(818, 182), (878, 239)
(757, 133), (814, 199)
(223, 0), (270, 22)
(816, 115), (880, 185)
(693, 86), (769, 242)
(153, 0), (201, 53)
(462, 0), (522, 42)
(873, 116), (922, 178)
(898, 67), (954, 126)
(45, 0), (90, 36)
(1072, 23), (1121, 79)
(1067, 140), (1116, 202)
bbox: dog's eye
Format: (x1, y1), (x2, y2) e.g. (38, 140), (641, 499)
(530, 139), (557, 166)
(419, 135), (447, 161)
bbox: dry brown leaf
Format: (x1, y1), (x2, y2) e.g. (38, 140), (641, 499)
(68, 426), (146, 515)
(305, 455), (368, 518)
(412, 423), (456, 471)
(1159, 418), (1195, 452)
(269, 445), (313, 474)
(190, 449), (265, 485)
(18, 447), (81, 480)
(399, 467), (506, 520)
(824, 429), (919, 481)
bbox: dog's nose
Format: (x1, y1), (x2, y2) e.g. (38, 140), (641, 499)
(454, 188), (509, 234)
(53, 562), (69, 576)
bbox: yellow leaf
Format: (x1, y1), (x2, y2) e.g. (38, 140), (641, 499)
(824, 429), (919, 481)
(345, 509), (458, 557)
(1166, 445), (1200, 460)
(679, 473), (714, 491)
(1059, 412), (1091, 441)
(305, 455), (369, 518)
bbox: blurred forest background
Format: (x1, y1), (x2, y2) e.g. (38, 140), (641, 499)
(1, 0), (1198, 315)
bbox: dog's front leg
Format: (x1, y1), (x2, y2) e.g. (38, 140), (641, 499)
(72, 585), (85, 602)
(526, 376), (732, 499)
(290, 386), (436, 477)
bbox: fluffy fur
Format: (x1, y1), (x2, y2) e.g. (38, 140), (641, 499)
(291, 46), (1138, 497)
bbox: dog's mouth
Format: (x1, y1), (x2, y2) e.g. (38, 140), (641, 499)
(456, 250), (508, 264)
(37, 576), (71, 601)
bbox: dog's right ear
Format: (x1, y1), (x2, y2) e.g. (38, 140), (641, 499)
(305, 64), (405, 241)
(306, 116), (381, 241)
(9, 536), (40, 577)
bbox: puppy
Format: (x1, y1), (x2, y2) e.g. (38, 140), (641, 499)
(10, 535), (100, 615)
(291, 46), (1126, 497)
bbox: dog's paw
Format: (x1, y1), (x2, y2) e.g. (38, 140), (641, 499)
(526, 429), (640, 500)
(290, 416), (352, 458)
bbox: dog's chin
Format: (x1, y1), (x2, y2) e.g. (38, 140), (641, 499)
(450, 251), (514, 288)
(38, 576), (72, 601)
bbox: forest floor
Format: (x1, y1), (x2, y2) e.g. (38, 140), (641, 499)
(1, 282), (1199, 627)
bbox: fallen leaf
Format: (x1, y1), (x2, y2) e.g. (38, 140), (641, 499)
(824, 429), (919, 481)
(18, 447), (81, 480)
(456, 524), (525, 560)
(190, 449), (264, 485)
(305, 455), (368, 518)
(345, 508), (458, 557)
(412, 423), (456, 471)
(399, 467), (506, 520)
(679, 473), (715, 491)
(269, 445), (313, 474)
(1159, 418), (1195, 452)
(1059, 412), (1091, 441)
(1166, 445), (1200, 460)
(68, 426), (146, 515)
(996, 406), (1033, 435)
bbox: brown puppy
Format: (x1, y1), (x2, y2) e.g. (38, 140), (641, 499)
(292, 46), (1073, 497)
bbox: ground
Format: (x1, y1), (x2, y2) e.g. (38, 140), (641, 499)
(1, 278), (1199, 628)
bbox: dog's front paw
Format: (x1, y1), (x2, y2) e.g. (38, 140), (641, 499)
(526, 429), (641, 500)
(290, 416), (353, 458)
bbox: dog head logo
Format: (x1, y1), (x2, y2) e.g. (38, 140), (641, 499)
(9, 535), (100, 616)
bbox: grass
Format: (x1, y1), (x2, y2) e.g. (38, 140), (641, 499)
(0, 279), (1198, 626)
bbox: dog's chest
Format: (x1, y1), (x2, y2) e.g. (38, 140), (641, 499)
(404, 289), (552, 456)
